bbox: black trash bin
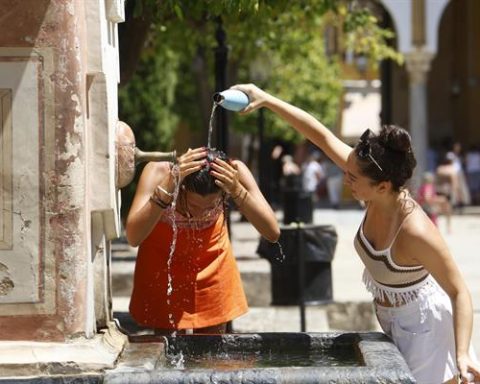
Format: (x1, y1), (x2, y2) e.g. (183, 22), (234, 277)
(257, 224), (337, 305)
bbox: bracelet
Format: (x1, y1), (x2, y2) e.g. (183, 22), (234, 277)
(231, 188), (243, 200)
(239, 188), (249, 205)
(235, 189), (249, 208)
(150, 194), (171, 209)
(156, 185), (174, 198)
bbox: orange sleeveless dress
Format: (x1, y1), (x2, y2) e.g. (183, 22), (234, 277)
(129, 206), (248, 329)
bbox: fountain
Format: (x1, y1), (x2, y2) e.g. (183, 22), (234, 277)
(0, 0), (416, 381)
(107, 101), (416, 383)
(105, 332), (415, 383)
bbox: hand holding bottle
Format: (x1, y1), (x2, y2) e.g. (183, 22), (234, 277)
(230, 84), (271, 114)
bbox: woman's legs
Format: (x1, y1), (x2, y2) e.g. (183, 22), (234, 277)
(195, 322), (227, 334)
(434, 195), (452, 233)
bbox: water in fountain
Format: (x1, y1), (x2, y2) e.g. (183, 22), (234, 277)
(166, 349), (359, 369)
(163, 334), (362, 369)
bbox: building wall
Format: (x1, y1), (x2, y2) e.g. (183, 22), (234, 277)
(429, 0), (480, 148)
(385, 0), (480, 150)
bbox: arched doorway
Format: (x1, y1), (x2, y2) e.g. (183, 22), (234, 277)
(428, 0), (480, 152)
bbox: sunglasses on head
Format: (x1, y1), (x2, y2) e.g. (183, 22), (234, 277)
(357, 129), (383, 172)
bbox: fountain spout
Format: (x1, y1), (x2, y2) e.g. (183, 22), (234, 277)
(115, 121), (176, 188)
(134, 147), (176, 165)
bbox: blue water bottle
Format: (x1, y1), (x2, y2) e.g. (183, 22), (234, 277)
(213, 89), (250, 112)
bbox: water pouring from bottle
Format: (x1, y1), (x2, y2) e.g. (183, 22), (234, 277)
(208, 90), (250, 149)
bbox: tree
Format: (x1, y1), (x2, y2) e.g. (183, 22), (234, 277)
(119, 0), (401, 147)
(118, 1), (401, 215)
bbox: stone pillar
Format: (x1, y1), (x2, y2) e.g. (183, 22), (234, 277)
(0, 0), (125, 374)
(405, 50), (433, 187)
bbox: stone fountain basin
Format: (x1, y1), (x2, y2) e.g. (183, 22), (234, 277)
(105, 332), (415, 384)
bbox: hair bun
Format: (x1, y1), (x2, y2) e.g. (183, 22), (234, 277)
(380, 125), (411, 153)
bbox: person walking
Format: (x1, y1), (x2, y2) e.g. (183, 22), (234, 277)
(301, 150), (325, 201)
(417, 171), (452, 233)
(323, 157), (344, 209)
(125, 147), (280, 334)
(231, 83), (480, 384)
(465, 144), (480, 205)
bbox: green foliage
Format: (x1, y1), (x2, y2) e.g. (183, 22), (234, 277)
(118, 41), (180, 151)
(120, 0), (400, 145)
(342, 4), (403, 67)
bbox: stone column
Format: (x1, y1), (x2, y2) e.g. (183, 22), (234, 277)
(0, 0), (125, 374)
(405, 50), (433, 187)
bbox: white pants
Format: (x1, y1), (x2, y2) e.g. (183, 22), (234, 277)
(375, 283), (477, 384)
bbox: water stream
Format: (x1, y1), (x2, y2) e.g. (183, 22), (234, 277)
(162, 164), (185, 367)
(160, 102), (285, 369)
(207, 103), (218, 149)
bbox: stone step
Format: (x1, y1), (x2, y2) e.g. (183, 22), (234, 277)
(112, 297), (380, 334)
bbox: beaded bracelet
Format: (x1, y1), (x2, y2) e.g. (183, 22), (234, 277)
(150, 194), (171, 209)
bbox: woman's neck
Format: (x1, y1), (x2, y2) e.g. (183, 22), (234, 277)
(368, 189), (411, 215)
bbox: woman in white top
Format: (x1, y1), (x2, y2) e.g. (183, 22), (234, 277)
(232, 83), (480, 384)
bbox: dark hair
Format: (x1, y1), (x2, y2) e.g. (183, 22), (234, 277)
(182, 148), (228, 196)
(354, 125), (417, 191)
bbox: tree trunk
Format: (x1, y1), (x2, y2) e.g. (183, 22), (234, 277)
(118, 0), (152, 86)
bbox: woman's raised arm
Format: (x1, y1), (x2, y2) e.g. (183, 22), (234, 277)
(232, 83), (352, 171)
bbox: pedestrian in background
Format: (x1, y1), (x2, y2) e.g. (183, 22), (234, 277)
(417, 172), (452, 233)
(301, 150), (324, 202)
(465, 144), (480, 205)
(323, 157), (344, 209)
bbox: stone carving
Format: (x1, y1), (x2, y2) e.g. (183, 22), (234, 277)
(0, 262), (14, 296)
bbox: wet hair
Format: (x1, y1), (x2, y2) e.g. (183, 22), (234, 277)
(182, 148), (228, 196)
(354, 125), (417, 191)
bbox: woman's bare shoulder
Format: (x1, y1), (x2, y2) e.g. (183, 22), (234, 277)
(399, 206), (442, 249)
(140, 161), (171, 183)
(143, 161), (170, 173)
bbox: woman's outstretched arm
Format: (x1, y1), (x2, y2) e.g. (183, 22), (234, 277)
(232, 83), (353, 171)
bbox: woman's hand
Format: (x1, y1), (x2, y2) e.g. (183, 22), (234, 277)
(230, 84), (271, 115)
(458, 354), (480, 383)
(156, 147), (207, 201)
(175, 147), (208, 182)
(209, 158), (243, 197)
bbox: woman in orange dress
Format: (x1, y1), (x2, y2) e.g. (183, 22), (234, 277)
(125, 147), (280, 333)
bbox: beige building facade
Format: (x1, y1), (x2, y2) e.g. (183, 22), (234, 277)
(380, 0), (480, 180)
